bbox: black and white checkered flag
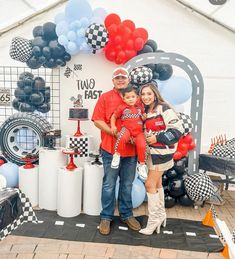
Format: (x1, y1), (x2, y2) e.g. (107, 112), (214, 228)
(184, 172), (215, 201)
(177, 112), (193, 136)
(0, 188), (38, 240)
(210, 204), (217, 219)
(85, 23), (109, 54)
(218, 233), (226, 244)
(232, 229), (235, 244)
(212, 143), (235, 159)
(130, 66), (153, 85)
(9, 37), (32, 63)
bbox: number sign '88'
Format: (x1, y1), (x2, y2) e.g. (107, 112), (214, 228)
(0, 88), (11, 106)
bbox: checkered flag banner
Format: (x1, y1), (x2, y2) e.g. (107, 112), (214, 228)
(0, 188), (38, 240)
(85, 23), (109, 53)
(177, 112), (193, 136)
(184, 172), (215, 201)
(130, 66), (153, 85)
(210, 204), (217, 220)
(9, 37), (32, 63)
(232, 229), (235, 244)
(225, 138), (235, 146)
(212, 142), (235, 159)
(218, 232), (226, 245)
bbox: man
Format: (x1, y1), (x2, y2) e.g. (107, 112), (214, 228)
(92, 67), (141, 235)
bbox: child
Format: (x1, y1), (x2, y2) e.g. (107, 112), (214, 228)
(110, 85), (148, 180)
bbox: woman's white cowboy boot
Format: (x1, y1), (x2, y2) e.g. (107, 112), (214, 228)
(139, 192), (166, 235)
(156, 187), (167, 232)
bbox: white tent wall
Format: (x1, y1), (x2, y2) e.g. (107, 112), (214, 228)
(0, 0), (234, 153)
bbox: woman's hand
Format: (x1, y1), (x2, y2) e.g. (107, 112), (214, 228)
(146, 135), (157, 145)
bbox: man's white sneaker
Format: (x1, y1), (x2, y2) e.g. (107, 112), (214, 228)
(111, 153), (120, 169)
(137, 164), (148, 181)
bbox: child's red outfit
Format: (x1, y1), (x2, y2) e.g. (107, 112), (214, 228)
(114, 103), (146, 163)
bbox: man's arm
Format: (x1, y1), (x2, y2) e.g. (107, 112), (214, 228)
(94, 120), (113, 136)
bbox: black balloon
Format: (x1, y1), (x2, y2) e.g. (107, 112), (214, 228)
(165, 194), (176, 208)
(137, 44), (153, 54)
(32, 46), (41, 57)
(19, 72), (34, 80)
(173, 158), (188, 174)
(34, 77), (46, 92)
(17, 79), (24, 89)
(152, 71), (159, 80)
(166, 168), (178, 179)
(33, 26), (43, 38)
(42, 47), (51, 59)
(42, 22), (57, 41)
(162, 173), (168, 187)
(38, 56), (46, 64)
(168, 178), (186, 198)
(24, 77), (34, 87)
(12, 98), (20, 110)
(178, 194), (194, 207)
(155, 63), (173, 81)
(19, 102), (36, 112)
(64, 54), (71, 62)
(44, 88), (50, 102)
(32, 36), (47, 48)
(30, 92), (44, 105)
(37, 102), (50, 113)
(146, 39), (158, 52)
(14, 88), (26, 101)
(145, 63), (155, 71)
(24, 85), (33, 95)
(26, 56), (41, 69)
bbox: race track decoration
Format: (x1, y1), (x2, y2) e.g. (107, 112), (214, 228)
(129, 66), (153, 85)
(0, 113), (52, 165)
(85, 23), (109, 53)
(9, 37), (32, 63)
(184, 172), (215, 202)
(177, 112), (193, 136)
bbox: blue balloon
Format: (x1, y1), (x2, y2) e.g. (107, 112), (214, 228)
(67, 30), (77, 41)
(65, 0), (93, 22)
(58, 35), (69, 46)
(92, 7), (107, 20)
(115, 177), (146, 209)
(54, 13), (65, 24)
(160, 76), (192, 105)
(56, 21), (69, 36)
(0, 163), (19, 187)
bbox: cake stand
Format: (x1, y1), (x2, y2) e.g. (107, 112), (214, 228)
(69, 118), (89, 137)
(62, 148), (81, 170)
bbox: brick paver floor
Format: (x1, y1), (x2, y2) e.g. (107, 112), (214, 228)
(1, 190), (235, 258)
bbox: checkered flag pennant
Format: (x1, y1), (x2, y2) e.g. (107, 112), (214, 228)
(184, 172), (215, 201)
(0, 189), (38, 240)
(130, 66), (153, 85)
(225, 138), (235, 146)
(210, 204), (217, 220)
(85, 23), (109, 54)
(218, 232), (226, 245)
(9, 37), (32, 63)
(177, 112), (193, 136)
(232, 229), (235, 244)
(212, 143), (235, 159)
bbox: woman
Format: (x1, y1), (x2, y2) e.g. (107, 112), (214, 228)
(139, 82), (184, 235)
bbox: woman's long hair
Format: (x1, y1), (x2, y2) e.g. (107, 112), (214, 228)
(139, 82), (167, 112)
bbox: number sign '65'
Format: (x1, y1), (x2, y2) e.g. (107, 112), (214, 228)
(0, 88), (11, 106)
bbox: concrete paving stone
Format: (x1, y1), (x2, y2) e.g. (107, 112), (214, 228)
(35, 243), (61, 253)
(11, 243), (36, 253)
(67, 255), (84, 259)
(34, 253), (60, 259)
(82, 244), (107, 257)
(129, 245), (154, 256)
(58, 254), (69, 259)
(207, 252), (223, 258)
(16, 253), (34, 259)
(0, 244), (13, 253)
(0, 254), (17, 259)
(67, 243), (84, 254)
(105, 247), (115, 257)
(159, 249), (178, 259)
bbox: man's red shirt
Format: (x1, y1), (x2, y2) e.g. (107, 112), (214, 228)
(91, 88), (136, 156)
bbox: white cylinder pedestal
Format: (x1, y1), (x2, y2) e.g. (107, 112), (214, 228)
(57, 167), (83, 217)
(19, 165), (38, 207)
(39, 148), (66, 210)
(83, 162), (104, 215)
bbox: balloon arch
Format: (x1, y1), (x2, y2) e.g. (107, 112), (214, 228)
(125, 52), (204, 174)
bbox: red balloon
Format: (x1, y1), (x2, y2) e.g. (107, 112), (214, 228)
(173, 151), (183, 161)
(178, 143), (188, 152)
(114, 35), (122, 45)
(105, 13), (121, 28)
(133, 28), (148, 42)
(125, 39), (134, 50)
(134, 37), (144, 51)
(117, 50), (126, 60)
(183, 133), (193, 144)
(122, 20), (135, 31)
(125, 49), (137, 60)
(188, 142), (196, 150)
(107, 24), (118, 39)
(104, 48), (116, 61)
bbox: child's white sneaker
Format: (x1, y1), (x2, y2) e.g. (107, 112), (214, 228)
(111, 153), (120, 169)
(137, 164), (148, 181)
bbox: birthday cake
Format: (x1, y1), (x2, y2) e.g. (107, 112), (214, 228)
(69, 108), (88, 119)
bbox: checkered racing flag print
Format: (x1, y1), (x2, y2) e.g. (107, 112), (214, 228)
(177, 112), (193, 136)
(232, 229), (235, 244)
(0, 188), (38, 240)
(130, 66), (153, 85)
(9, 37), (32, 63)
(184, 172), (215, 202)
(212, 142), (235, 159)
(85, 23), (109, 53)
(68, 136), (90, 157)
(210, 204), (217, 220)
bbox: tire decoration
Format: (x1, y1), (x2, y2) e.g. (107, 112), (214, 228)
(0, 113), (52, 165)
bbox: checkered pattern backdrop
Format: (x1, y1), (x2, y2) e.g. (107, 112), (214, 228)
(66, 135), (90, 157)
(0, 188), (38, 240)
(184, 172), (215, 201)
(9, 37), (32, 63)
(130, 66), (153, 85)
(85, 23), (109, 53)
(177, 112), (193, 136)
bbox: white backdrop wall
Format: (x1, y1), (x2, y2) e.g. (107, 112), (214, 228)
(0, 0), (234, 153)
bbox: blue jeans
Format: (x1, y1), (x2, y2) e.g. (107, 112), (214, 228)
(100, 149), (137, 221)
